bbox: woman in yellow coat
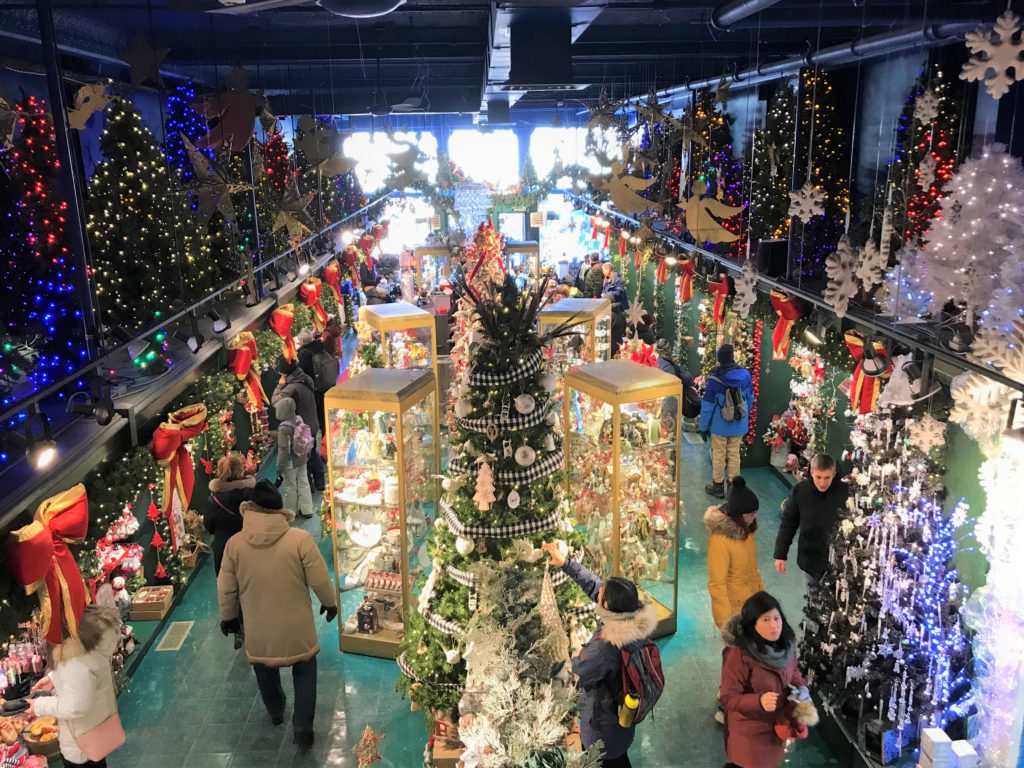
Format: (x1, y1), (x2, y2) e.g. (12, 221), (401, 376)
(705, 476), (765, 629)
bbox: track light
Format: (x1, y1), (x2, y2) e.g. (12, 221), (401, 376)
(70, 377), (116, 426)
(947, 323), (974, 353)
(265, 265), (282, 292)
(5, 410), (57, 470)
(298, 257), (311, 277)
(175, 316), (204, 354)
(206, 308), (231, 334)
(341, 230), (355, 246)
(126, 338), (150, 362)
(286, 258), (298, 282)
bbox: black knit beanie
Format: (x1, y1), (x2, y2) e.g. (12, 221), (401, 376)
(277, 355), (297, 375)
(725, 476), (759, 517)
(717, 343), (735, 366)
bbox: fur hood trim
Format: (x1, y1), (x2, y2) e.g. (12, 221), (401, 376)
(720, 612), (743, 646)
(596, 600), (658, 648)
(793, 699), (820, 727)
(704, 505), (749, 540)
(209, 476), (256, 493)
(240, 499), (296, 521)
(51, 605), (121, 664)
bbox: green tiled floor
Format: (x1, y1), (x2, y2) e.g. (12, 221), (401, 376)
(103, 441), (841, 768)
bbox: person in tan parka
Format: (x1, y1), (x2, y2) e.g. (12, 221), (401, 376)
(218, 479), (336, 751)
(705, 476), (765, 629)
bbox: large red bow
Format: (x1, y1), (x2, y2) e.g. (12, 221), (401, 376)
(630, 342), (658, 368)
(655, 258), (668, 285)
(299, 278), (328, 333)
(708, 273), (734, 325)
(358, 234), (377, 266)
(323, 260), (343, 303)
(845, 331), (892, 414)
(228, 331), (268, 408)
(150, 404), (208, 550)
(770, 291), (804, 360)
(618, 229), (630, 259)
(678, 258), (696, 304)
(270, 303), (297, 362)
(7, 485), (89, 644)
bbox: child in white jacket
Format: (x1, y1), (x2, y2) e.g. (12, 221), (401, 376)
(28, 605), (122, 768)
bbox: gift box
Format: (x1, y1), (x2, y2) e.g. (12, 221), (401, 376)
(951, 740), (979, 768)
(922, 728), (953, 760)
(130, 586), (174, 621)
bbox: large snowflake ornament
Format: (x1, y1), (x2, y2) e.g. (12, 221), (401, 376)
(733, 261), (758, 318)
(950, 371), (1012, 458)
(788, 182), (826, 222)
(907, 413), (947, 454)
(917, 154), (937, 189)
(824, 237), (859, 317)
(914, 89), (940, 125)
(961, 11), (1024, 100)
(855, 239), (887, 293)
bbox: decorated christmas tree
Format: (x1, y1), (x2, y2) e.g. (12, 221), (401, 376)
(164, 81), (212, 183)
(398, 271), (592, 736)
(749, 81), (797, 246)
(801, 411), (972, 748)
(263, 126), (291, 196)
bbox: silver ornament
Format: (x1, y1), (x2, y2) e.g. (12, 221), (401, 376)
(514, 445), (536, 467)
(542, 434), (555, 451)
(514, 394), (536, 414)
(507, 489), (521, 508)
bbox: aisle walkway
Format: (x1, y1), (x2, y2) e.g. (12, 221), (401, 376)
(103, 440), (840, 768)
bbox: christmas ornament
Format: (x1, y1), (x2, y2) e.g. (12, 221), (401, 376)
(507, 489), (521, 509)
(824, 237), (860, 318)
(542, 434), (555, 451)
(917, 154), (937, 189)
(855, 240), (886, 293)
(770, 291), (803, 360)
(539, 372), (556, 393)
(514, 445), (536, 467)
(149, 404), (208, 550)
(454, 398), (472, 418)
(788, 183), (826, 222)
(733, 261), (759, 318)
(961, 11), (1024, 100)
(190, 67), (265, 154)
(472, 458), (496, 511)
(456, 536), (476, 556)
(272, 179), (316, 240)
(907, 413), (946, 454)
(913, 88), (940, 124)
(352, 724), (385, 767)
(121, 31), (168, 88)
(66, 82), (111, 131)
(445, 647), (462, 664)
(514, 394), (536, 415)
(625, 301), (647, 329)
(585, 88), (623, 131)
(595, 161), (662, 215)
(677, 180), (745, 243)
(384, 140), (428, 190)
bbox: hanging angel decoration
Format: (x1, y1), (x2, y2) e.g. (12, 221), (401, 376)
(677, 180), (745, 243)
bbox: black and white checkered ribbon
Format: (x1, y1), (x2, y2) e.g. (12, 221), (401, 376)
(445, 561), (570, 588)
(396, 652), (463, 687)
(441, 497), (564, 539)
(467, 349), (543, 387)
(449, 443), (564, 486)
(426, 610), (464, 637)
(566, 605), (597, 621)
(456, 398), (553, 434)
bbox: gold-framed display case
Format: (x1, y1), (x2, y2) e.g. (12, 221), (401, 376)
(505, 240), (541, 280)
(414, 244), (450, 294)
(563, 359), (681, 639)
(538, 297), (612, 366)
(359, 303), (438, 377)
(325, 369), (440, 658)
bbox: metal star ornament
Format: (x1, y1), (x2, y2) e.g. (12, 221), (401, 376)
(715, 77), (732, 104)
(585, 88), (623, 131)
(625, 301), (647, 329)
(273, 179), (315, 240)
(121, 32), (169, 88)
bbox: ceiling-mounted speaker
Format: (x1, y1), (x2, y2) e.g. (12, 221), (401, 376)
(507, 8), (573, 90)
(487, 100), (511, 125)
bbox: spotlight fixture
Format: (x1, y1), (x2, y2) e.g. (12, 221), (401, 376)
(126, 338), (150, 363)
(5, 410), (57, 470)
(947, 323), (974, 353)
(206, 308), (231, 334)
(805, 321), (825, 346)
(175, 315), (204, 354)
(860, 336), (889, 377)
(286, 257), (298, 282)
(71, 377), (116, 426)
(298, 257), (311, 277)
(265, 264), (283, 292)
(341, 230), (355, 246)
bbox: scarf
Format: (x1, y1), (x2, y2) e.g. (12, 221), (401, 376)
(739, 634), (796, 670)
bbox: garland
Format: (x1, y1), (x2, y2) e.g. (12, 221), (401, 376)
(747, 319), (763, 446)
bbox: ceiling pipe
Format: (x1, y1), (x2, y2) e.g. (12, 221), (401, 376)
(710, 0), (782, 31)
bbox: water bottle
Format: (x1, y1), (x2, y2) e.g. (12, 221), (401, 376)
(618, 691), (640, 728)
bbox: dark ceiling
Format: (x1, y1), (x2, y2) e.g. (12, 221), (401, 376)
(0, 0), (997, 116)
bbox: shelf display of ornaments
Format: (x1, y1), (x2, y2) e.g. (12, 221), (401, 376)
(413, 244), (450, 295)
(359, 303), (438, 378)
(325, 368), (440, 659)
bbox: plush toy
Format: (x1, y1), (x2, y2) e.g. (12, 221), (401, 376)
(112, 575), (132, 621)
(773, 685), (819, 741)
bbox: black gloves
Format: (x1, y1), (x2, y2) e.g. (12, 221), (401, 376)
(220, 617), (241, 636)
(274, 475), (284, 488)
(701, 431), (710, 440)
(320, 604), (338, 623)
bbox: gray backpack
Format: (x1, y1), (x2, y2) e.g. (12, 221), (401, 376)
(710, 375), (745, 422)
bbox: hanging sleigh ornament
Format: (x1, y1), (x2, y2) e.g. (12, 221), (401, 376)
(708, 273), (734, 325)
(514, 445), (537, 467)
(769, 291), (804, 360)
(677, 257), (696, 304)
(514, 394), (536, 414)
(845, 331), (893, 414)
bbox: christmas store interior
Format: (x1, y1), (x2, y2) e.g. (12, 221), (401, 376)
(5, 0), (1024, 767)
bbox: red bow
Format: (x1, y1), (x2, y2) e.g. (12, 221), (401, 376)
(270, 303), (297, 362)
(630, 342), (658, 368)
(655, 258), (668, 285)
(299, 277), (328, 333)
(358, 234), (377, 265)
(150, 404), (208, 550)
(227, 331), (268, 408)
(678, 258), (696, 304)
(7, 485), (89, 644)
(770, 291), (804, 360)
(708, 274), (733, 325)
(619, 229), (630, 259)
(323, 260), (343, 302)
(845, 331), (892, 414)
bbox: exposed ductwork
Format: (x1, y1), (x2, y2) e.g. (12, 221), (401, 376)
(710, 0), (782, 31)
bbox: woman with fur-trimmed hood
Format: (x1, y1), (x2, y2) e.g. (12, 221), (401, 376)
(27, 605), (123, 766)
(706, 476), (765, 629)
(720, 592), (818, 768)
(204, 453), (256, 576)
(541, 542), (658, 768)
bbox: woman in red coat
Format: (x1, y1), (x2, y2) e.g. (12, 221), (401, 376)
(719, 591), (817, 768)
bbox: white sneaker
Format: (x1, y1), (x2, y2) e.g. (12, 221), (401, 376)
(714, 710), (725, 725)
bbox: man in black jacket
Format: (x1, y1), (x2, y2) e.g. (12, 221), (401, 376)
(773, 453), (849, 591)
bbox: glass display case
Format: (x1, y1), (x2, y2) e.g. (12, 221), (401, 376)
(538, 297), (612, 366)
(505, 240), (541, 281)
(325, 368), (440, 658)
(360, 303), (438, 378)
(414, 244), (450, 294)
(563, 359), (681, 639)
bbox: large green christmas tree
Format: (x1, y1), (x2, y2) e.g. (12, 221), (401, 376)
(749, 81), (797, 246)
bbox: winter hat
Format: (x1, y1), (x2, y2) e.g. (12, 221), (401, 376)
(248, 479), (284, 511)
(655, 338), (673, 358)
(725, 476), (759, 517)
(277, 355), (298, 376)
(717, 343), (735, 366)
(274, 396), (296, 422)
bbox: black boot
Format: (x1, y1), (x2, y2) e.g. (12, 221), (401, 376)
(704, 481), (725, 498)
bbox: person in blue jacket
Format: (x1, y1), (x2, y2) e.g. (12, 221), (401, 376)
(541, 541), (657, 768)
(699, 343), (754, 499)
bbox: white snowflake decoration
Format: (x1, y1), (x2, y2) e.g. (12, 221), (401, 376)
(855, 239), (887, 293)
(788, 182), (826, 222)
(950, 371), (1013, 459)
(824, 237), (859, 317)
(733, 260), (758, 318)
(961, 12), (1024, 100)
(907, 413), (947, 454)
(917, 154), (937, 189)
(914, 89), (940, 125)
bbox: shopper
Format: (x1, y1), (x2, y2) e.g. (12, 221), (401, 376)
(28, 605), (124, 768)
(296, 325), (340, 435)
(203, 453), (256, 576)
(541, 541), (657, 768)
(655, 338), (696, 434)
(218, 480), (337, 751)
(705, 477), (765, 629)
(601, 263), (629, 312)
(773, 453), (850, 591)
(273, 355), (325, 492)
(274, 396), (314, 519)
(719, 591), (816, 768)
(699, 343), (753, 499)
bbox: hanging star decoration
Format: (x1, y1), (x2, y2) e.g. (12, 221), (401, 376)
(66, 82), (111, 131)
(917, 154), (937, 189)
(191, 67), (266, 154)
(181, 135), (250, 225)
(273, 178), (316, 240)
(635, 90), (669, 125)
(625, 301), (648, 330)
(352, 724), (385, 767)
(121, 31), (168, 88)
(715, 77), (732, 105)
(315, 153), (355, 178)
(788, 182), (826, 222)
(907, 413), (946, 454)
(250, 140), (267, 182)
(0, 95), (19, 147)
(960, 11), (1024, 100)
(295, 115), (341, 166)
(913, 88), (940, 125)
(384, 139), (428, 189)
(597, 161), (661, 215)
(855, 239), (887, 293)
(259, 105), (278, 134)
(677, 180), (745, 243)
(824, 236), (860, 318)
(585, 88), (624, 131)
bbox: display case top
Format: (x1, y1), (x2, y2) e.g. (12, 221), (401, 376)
(538, 297), (611, 322)
(566, 359), (682, 404)
(360, 302), (435, 331)
(414, 244), (450, 257)
(326, 368), (436, 406)
(505, 240), (540, 254)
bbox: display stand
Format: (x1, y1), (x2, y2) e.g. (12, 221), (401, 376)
(563, 359), (681, 639)
(360, 303), (439, 378)
(414, 244), (450, 294)
(505, 240), (540, 279)
(538, 297), (612, 364)
(325, 369), (440, 658)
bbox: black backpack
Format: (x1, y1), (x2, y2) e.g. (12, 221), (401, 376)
(311, 349), (340, 392)
(709, 374), (746, 422)
(665, 358), (701, 419)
